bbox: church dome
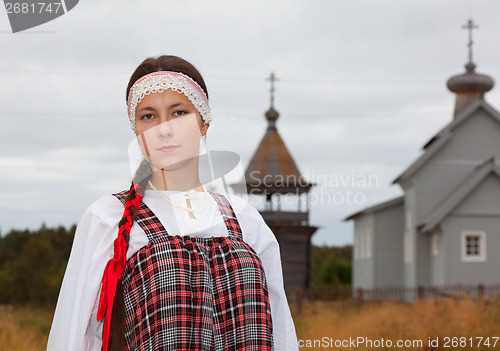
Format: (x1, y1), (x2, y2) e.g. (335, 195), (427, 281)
(447, 62), (494, 93)
(265, 106), (279, 121)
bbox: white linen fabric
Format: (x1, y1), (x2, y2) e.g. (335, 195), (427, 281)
(47, 189), (299, 351)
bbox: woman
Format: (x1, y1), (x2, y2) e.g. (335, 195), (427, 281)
(47, 55), (298, 351)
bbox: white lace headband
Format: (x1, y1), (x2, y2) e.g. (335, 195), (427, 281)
(127, 71), (211, 132)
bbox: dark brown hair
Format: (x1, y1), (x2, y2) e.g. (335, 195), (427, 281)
(126, 55), (209, 103)
(107, 55), (208, 351)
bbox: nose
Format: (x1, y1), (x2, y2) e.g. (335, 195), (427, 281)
(157, 120), (173, 138)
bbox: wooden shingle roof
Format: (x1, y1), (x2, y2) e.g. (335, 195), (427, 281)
(245, 106), (312, 194)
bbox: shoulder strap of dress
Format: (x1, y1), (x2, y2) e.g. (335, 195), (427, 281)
(112, 191), (169, 241)
(113, 190), (128, 204)
(208, 191), (242, 240)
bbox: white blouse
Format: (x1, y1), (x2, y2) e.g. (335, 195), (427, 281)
(47, 189), (299, 351)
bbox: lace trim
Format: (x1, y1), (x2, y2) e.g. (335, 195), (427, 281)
(127, 71), (211, 132)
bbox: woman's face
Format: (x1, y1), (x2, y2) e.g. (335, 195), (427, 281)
(135, 89), (209, 172)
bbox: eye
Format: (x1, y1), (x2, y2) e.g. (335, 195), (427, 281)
(140, 113), (155, 121)
(173, 110), (188, 117)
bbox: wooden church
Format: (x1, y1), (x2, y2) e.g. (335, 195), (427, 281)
(241, 73), (317, 292)
(346, 20), (500, 298)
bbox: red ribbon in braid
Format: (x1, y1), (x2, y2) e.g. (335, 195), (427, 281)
(97, 184), (143, 351)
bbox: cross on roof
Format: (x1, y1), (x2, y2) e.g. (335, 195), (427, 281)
(266, 72), (279, 107)
(463, 19), (479, 63)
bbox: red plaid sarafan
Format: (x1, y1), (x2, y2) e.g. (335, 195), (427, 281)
(113, 191), (274, 351)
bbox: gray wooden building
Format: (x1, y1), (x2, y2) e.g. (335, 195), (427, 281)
(346, 21), (500, 294)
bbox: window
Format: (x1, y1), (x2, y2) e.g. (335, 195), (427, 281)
(461, 231), (486, 262)
(355, 229), (372, 260)
(466, 236), (480, 255)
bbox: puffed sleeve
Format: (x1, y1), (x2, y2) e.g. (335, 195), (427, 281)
(47, 196), (123, 351)
(229, 195), (299, 351)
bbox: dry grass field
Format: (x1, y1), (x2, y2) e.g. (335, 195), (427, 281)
(0, 305), (52, 351)
(2, 298), (500, 350)
(292, 298), (500, 350)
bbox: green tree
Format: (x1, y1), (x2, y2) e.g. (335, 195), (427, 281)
(310, 245), (352, 288)
(0, 225), (74, 306)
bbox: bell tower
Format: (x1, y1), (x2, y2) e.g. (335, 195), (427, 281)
(244, 73), (318, 291)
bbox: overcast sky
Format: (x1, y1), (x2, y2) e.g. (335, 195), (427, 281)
(2, 0), (500, 245)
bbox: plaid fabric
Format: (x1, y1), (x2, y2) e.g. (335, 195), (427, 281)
(113, 191), (274, 351)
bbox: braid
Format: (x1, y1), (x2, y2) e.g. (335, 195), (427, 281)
(107, 159), (152, 351)
(119, 159), (153, 246)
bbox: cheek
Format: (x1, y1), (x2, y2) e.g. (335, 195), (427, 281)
(174, 116), (203, 140)
(185, 128), (202, 148)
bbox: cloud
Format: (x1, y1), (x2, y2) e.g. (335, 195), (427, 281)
(2, 0), (500, 245)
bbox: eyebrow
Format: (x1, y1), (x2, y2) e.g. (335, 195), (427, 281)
(136, 106), (156, 113)
(136, 102), (192, 113)
(168, 102), (192, 109)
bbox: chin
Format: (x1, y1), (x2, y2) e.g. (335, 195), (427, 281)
(151, 157), (191, 172)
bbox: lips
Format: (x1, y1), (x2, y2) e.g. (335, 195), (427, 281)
(158, 145), (179, 153)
